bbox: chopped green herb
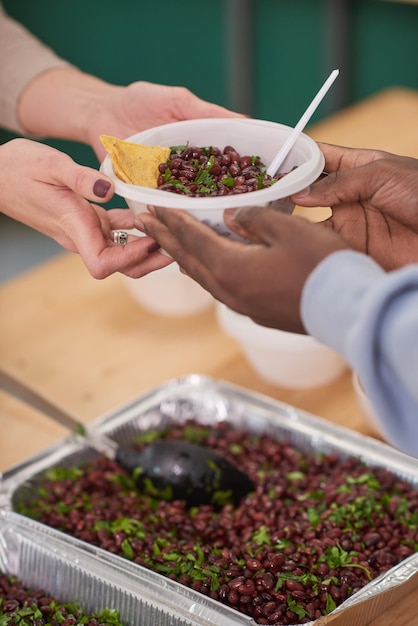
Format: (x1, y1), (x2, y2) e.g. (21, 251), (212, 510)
(133, 429), (169, 445)
(170, 180), (192, 194)
(346, 472), (380, 491)
(287, 471), (305, 481)
(140, 476), (174, 501)
(170, 144), (189, 152)
(319, 544), (372, 579)
(257, 170), (267, 189)
(287, 595), (307, 619)
(121, 538), (134, 559)
(182, 425), (210, 443)
(229, 443), (243, 455)
(274, 538), (292, 550)
(220, 176), (235, 187)
(45, 466), (84, 481)
(325, 591), (337, 614)
(75, 422), (86, 436)
(211, 489), (233, 507)
(307, 506), (322, 527)
(251, 525), (271, 546)
(94, 517), (146, 540)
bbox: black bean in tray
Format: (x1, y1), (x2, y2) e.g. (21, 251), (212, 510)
(18, 421), (418, 626)
(157, 145), (286, 197)
(0, 573), (124, 625)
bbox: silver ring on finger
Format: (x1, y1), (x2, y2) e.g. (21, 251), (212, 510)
(113, 230), (128, 245)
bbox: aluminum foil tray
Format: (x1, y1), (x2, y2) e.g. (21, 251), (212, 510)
(0, 509), (246, 626)
(1, 373), (418, 625)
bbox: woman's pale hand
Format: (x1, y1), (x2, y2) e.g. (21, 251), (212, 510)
(0, 139), (172, 279)
(86, 81), (243, 160)
(17, 68), (242, 161)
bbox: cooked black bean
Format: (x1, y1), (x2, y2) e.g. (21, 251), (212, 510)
(157, 144), (287, 197)
(18, 420), (418, 626)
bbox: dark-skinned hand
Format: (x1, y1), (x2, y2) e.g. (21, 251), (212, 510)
(136, 205), (349, 333)
(136, 146), (418, 332)
(293, 144), (418, 270)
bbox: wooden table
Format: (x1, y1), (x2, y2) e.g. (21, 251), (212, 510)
(1, 86), (418, 625)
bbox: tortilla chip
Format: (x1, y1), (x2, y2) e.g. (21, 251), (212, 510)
(100, 135), (170, 188)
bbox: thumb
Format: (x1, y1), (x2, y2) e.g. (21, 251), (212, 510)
(291, 167), (372, 208)
(181, 90), (243, 120)
(50, 152), (115, 203)
(224, 204), (296, 245)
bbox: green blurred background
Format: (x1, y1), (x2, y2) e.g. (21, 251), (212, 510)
(1, 0), (418, 175)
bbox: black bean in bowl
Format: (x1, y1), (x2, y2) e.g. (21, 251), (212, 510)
(0, 573), (124, 625)
(17, 421), (418, 626)
(157, 145), (287, 197)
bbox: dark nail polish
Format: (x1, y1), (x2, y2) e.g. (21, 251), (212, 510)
(93, 179), (111, 198)
(147, 242), (161, 253)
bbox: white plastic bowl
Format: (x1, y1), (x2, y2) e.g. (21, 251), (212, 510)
(217, 303), (347, 388)
(100, 117), (324, 240)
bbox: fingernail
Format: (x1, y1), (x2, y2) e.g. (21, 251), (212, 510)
(147, 242), (161, 253)
(224, 206), (241, 220)
(135, 217), (144, 231)
(93, 179), (111, 198)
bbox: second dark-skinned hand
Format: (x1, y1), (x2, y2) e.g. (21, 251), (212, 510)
(136, 205), (349, 334)
(293, 144), (418, 270)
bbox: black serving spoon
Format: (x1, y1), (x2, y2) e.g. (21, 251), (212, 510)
(0, 370), (254, 507)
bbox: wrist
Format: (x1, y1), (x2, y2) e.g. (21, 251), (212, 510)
(17, 67), (115, 145)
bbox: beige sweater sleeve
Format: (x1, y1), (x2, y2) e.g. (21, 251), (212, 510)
(0, 3), (72, 134)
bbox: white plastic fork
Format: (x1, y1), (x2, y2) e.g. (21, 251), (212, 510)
(267, 69), (339, 177)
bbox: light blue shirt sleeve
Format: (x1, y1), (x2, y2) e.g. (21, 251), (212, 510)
(301, 250), (418, 457)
